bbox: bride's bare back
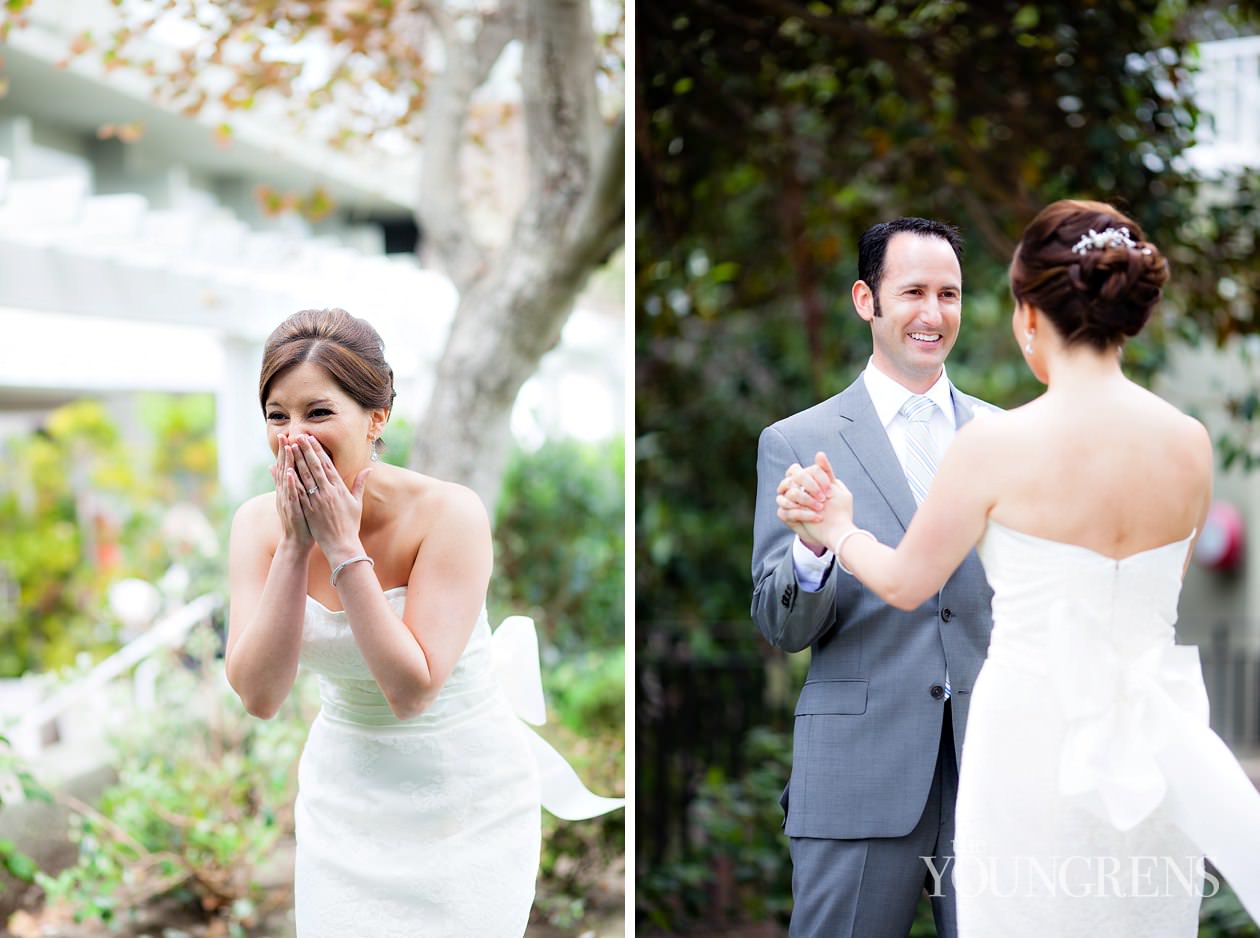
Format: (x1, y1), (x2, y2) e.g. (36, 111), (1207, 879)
(978, 375), (1210, 560)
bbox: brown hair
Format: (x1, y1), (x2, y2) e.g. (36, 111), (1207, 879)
(1010, 200), (1169, 350)
(258, 309), (396, 428)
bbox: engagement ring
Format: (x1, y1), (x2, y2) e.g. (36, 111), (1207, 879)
(307, 485), (318, 495)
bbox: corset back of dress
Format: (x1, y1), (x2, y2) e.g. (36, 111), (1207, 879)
(299, 587), (496, 727)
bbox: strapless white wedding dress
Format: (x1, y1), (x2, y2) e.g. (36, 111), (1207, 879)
(293, 586), (622, 938)
(955, 520), (1260, 936)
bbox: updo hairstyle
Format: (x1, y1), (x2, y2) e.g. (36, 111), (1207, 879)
(258, 309), (396, 448)
(1009, 200), (1169, 349)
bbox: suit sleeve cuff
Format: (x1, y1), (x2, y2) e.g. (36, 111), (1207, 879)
(793, 536), (834, 592)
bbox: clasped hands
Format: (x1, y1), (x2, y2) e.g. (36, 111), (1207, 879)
(270, 433), (373, 565)
(776, 451), (857, 556)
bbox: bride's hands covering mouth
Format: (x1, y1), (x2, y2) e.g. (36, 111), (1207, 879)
(288, 433), (374, 567)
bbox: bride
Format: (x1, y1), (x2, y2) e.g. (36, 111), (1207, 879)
(779, 200), (1260, 934)
(225, 308), (621, 937)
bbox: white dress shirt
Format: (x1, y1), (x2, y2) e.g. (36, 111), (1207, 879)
(794, 358), (957, 590)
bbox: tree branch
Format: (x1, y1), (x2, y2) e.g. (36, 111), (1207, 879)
(410, 0), (619, 507)
(515, 0), (602, 240)
(470, 0), (521, 85)
(415, 2), (521, 290)
(565, 112), (625, 275)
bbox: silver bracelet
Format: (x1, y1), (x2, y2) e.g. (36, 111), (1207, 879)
(835, 528), (877, 576)
(329, 554), (374, 588)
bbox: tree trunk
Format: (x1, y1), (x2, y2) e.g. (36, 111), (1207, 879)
(410, 235), (604, 506)
(410, 0), (623, 510)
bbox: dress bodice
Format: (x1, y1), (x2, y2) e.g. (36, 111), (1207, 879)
(976, 519), (1195, 674)
(299, 586), (496, 727)
(295, 584), (623, 822)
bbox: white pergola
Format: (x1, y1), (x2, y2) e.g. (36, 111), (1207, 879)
(0, 157), (461, 498)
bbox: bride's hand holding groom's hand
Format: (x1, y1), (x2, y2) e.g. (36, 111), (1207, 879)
(777, 458), (828, 552)
(802, 453), (857, 555)
(777, 452), (858, 556)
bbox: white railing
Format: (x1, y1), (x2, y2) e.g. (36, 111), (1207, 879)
(1189, 35), (1260, 172)
(1, 593), (222, 764)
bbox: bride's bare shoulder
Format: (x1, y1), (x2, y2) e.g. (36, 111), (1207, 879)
(229, 492), (281, 550)
(950, 401), (1063, 478)
(233, 491), (276, 521)
(1132, 385), (1212, 455)
(956, 402), (1031, 445)
(386, 466), (490, 534)
(1168, 406), (1213, 466)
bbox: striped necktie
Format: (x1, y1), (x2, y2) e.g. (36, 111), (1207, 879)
(899, 395), (939, 505)
(900, 394), (951, 698)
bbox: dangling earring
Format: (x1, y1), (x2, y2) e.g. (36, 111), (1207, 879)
(370, 438), (380, 462)
(1024, 330), (1035, 354)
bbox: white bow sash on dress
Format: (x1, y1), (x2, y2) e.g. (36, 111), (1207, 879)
(1049, 598), (1260, 919)
(490, 615), (625, 821)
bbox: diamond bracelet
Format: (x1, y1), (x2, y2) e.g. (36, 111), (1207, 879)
(330, 554), (375, 588)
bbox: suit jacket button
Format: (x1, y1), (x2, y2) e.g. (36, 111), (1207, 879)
(930, 684), (945, 700)
(941, 608), (953, 622)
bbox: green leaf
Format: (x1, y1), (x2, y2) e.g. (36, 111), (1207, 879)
(4, 851), (37, 881)
(1013, 5), (1040, 30)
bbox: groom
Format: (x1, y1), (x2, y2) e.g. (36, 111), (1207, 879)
(751, 217), (995, 938)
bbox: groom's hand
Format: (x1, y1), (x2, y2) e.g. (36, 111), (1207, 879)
(777, 459), (833, 555)
(799, 451), (855, 553)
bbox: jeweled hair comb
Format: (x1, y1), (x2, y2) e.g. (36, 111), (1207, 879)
(1071, 226), (1152, 256)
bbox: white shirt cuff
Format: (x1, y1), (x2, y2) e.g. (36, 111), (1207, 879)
(792, 536), (834, 592)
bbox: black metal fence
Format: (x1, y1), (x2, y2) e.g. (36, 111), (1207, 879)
(638, 620), (1260, 869)
(636, 624), (797, 867)
(1202, 622), (1260, 751)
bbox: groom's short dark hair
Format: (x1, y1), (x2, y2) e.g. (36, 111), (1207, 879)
(858, 217), (964, 316)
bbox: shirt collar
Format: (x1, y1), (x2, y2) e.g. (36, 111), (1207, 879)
(861, 357), (956, 430)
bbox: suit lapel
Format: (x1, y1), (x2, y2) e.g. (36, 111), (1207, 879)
(952, 386), (976, 429)
(835, 379), (917, 531)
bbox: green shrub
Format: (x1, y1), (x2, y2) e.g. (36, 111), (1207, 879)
(491, 440), (626, 931)
(0, 735), (50, 890)
(0, 395), (224, 677)
(34, 628), (312, 932)
(534, 635), (625, 930)
(490, 439), (624, 653)
(376, 413), (414, 468)
(535, 713), (626, 931)
(543, 645), (625, 735)
(638, 725), (793, 931)
(1200, 881), (1260, 937)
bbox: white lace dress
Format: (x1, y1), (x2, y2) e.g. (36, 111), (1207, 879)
(954, 521), (1260, 936)
(293, 586), (609, 938)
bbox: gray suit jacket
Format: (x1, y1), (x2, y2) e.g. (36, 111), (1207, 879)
(751, 375), (994, 840)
